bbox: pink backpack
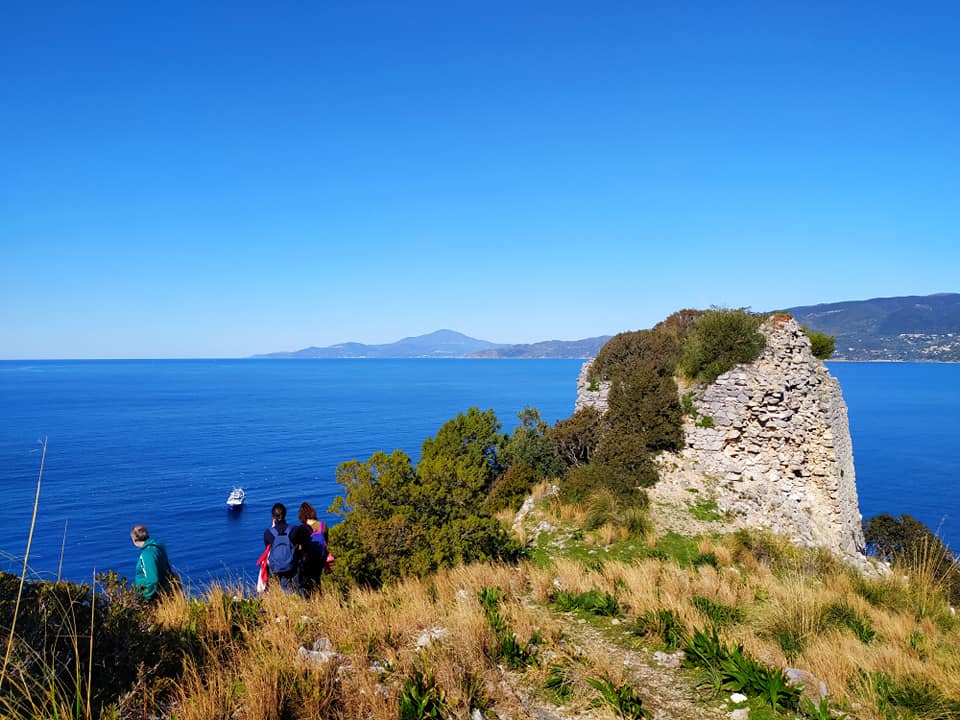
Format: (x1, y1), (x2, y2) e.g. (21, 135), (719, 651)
(311, 521), (335, 574)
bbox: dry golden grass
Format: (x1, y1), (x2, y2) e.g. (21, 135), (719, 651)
(554, 501), (587, 525)
(11, 489), (960, 720)
(594, 521), (628, 546)
(127, 522), (960, 720)
(697, 536), (734, 567)
(156, 562), (574, 720)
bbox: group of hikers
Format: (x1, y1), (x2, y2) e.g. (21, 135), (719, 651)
(256, 501), (333, 594)
(129, 501), (332, 600)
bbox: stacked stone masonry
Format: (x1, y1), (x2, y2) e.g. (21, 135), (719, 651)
(574, 361), (611, 415)
(577, 316), (866, 561)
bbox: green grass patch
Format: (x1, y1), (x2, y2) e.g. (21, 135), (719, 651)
(551, 589), (621, 617)
(632, 609), (686, 651)
(691, 595), (745, 628)
(650, 532), (703, 566)
(866, 672), (960, 720)
(822, 600), (876, 644)
(689, 499), (722, 522)
(586, 675), (648, 719)
(478, 587), (539, 669)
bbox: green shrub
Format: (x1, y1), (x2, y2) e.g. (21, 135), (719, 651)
(822, 600), (875, 644)
(551, 407), (602, 468)
(591, 309), (702, 384)
(0, 571), (190, 720)
(501, 407), (564, 480)
(329, 408), (531, 589)
(559, 462), (608, 503)
(691, 595), (745, 628)
(864, 513), (960, 605)
(399, 671), (448, 720)
(633, 609), (686, 651)
(867, 672), (960, 719)
(864, 513), (942, 560)
(477, 587), (539, 669)
(544, 662), (577, 702)
(560, 459), (651, 506)
(591, 432), (661, 491)
(585, 675), (648, 719)
(679, 308), (766, 384)
(692, 552), (720, 569)
(551, 589), (620, 617)
(484, 463), (538, 514)
(592, 330), (678, 383)
(605, 365), (683, 453)
(682, 627), (801, 712)
(801, 326), (836, 360)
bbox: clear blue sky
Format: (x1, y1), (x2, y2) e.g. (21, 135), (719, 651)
(2, 2), (958, 358)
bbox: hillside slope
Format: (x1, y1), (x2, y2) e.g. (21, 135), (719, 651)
(784, 293), (960, 360)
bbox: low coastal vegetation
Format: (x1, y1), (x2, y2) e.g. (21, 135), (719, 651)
(4, 508), (959, 720)
(5, 308), (960, 719)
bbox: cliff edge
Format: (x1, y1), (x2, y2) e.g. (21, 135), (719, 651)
(577, 315), (867, 564)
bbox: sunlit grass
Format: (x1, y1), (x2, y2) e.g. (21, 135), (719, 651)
(5, 490), (960, 720)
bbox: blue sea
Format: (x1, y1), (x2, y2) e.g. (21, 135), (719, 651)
(0, 360), (957, 589)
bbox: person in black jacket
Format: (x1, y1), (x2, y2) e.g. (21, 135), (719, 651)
(290, 523), (324, 595)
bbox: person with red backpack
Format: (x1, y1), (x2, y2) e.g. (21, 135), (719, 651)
(263, 502), (297, 592)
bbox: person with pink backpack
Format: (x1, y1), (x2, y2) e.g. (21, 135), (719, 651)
(298, 502), (334, 574)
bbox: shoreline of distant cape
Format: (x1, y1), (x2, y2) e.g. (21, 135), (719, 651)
(255, 292), (960, 362)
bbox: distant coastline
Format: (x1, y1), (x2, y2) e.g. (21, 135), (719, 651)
(255, 293), (960, 363)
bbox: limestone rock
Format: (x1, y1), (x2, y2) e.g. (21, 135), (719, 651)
(785, 667), (828, 700)
(576, 315), (867, 565)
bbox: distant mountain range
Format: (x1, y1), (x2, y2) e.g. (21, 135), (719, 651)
(256, 329), (611, 359)
(782, 293), (960, 361)
(257, 293), (960, 361)
(467, 336), (612, 358)
(254, 330), (508, 359)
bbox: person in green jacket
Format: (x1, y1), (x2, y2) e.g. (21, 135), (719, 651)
(130, 524), (173, 600)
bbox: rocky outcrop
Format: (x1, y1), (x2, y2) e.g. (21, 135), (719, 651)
(576, 315), (866, 562)
(574, 361), (610, 414)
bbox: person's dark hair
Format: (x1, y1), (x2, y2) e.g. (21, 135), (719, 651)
(130, 524), (149, 542)
(298, 502), (317, 523)
(290, 524), (312, 547)
(272, 503), (287, 522)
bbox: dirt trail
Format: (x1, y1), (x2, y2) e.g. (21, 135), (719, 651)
(506, 613), (727, 720)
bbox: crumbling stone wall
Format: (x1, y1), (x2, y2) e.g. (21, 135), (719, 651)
(574, 360), (610, 414)
(576, 315), (866, 559)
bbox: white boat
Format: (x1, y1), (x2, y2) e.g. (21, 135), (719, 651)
(226, 487), (245, 509)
